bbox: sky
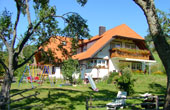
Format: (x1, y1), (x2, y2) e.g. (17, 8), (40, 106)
(0, 0), (170, 38)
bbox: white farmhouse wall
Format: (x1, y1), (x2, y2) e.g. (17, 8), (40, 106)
(77, 38), (142, 79)
(109, 58), (120, 72)
(49, 67), (63, 79)
(87, 40), (97, 49)
(84, 68), (109, 78)
(95, 43), (110, 59)
(109, 59), (116, 72)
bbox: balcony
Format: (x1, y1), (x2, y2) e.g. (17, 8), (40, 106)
(110, 48), (150, 60)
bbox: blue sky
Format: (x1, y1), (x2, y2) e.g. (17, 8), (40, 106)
(0, 0), (170, 38)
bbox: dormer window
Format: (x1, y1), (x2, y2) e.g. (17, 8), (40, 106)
(62, 41), (66, 46)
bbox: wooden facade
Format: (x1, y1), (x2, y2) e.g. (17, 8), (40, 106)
(110, 48), (150, 60)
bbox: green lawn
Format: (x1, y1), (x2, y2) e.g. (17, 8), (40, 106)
(4, 74), (167, 110)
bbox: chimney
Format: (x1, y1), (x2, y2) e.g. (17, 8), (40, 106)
(99, 26), (106, 36)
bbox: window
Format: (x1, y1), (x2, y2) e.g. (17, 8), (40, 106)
(132, 62), (142, 70)
(125, 43), (131, 49)
(88, 59), (108, 68)
(111, 42), (122, 48)
(98, 60), (101, 64)
(102, 60), (105, 64)
(125, 43), (136, 49)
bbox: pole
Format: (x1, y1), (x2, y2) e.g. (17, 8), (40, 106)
(155, 96), (159, 110)
(86, 97), (89, 110)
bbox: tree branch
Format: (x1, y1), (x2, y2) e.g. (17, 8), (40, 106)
(16, 14), (68, 59)
(26, 0), (32, 25)
(0, 58), (8, 72)
(0, 34), (10, 50)
(133, 0), (161, 36)
(17, 49), (40, 69)
(12, 0), (21, 49)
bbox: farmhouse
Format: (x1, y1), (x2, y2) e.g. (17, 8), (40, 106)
(35, 24), (156, 79)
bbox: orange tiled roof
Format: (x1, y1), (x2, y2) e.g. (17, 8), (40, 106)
(35, 36), (73, 64)
(78, 35), (101, 45)
(83, 35), (101, 43)
(73, 24), (144, 60)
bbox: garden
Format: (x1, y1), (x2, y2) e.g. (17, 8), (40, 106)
(1, 72), (166, 110)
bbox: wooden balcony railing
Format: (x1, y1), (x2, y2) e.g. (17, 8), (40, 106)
(110, 48), (150, 60)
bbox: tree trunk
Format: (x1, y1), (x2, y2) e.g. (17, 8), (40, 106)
(133, 0), (170, 109)
(164, 76), (170, 109)
(0, 50), (14, 109)
(0, 70), (13, 109)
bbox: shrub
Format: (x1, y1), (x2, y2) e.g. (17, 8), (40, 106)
(107, 72), (119, 84)
(115, 67), (136, 95)
(150, 63), (165, 74)
(74, 76), (83, 85)
(118, 62), (129, 70)
(61, 58), (79, 84)
(132, 70), (144, 74)
(152, 71), (164, 75)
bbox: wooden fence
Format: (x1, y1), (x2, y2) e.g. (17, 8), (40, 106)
(85, 95), (164, 110)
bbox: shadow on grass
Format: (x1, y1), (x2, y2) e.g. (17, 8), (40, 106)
(9, 82), (167, 109)
(10, 87), (117, 110)
(148, 82), (166, 94)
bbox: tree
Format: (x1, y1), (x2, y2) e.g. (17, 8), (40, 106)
(115, 67), (136, 95)
(0, 0), (89, 109)
(61, 58), (79, 84)
(145, 9), (170, 51)
(133, 0), (170, 109)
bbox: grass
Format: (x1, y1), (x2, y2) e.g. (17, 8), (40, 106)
(1, 74), (167, 110)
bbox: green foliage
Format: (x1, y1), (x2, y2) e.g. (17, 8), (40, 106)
(74, 76), (83, 85)
(118, 62), (130, 71)
(0, 51), (8, 75)
(76, 0), (87, 6)
(107, 72), (119, 84)
(61, 58), (79, 84)
(157, 9), (170, 36)
(145, 9), (170, 51)
(22, 45), (37, 60)
(132, 70), (144, 74)
(150, 62), (166, 75)
(115, 67), (136, 95)
(63, 13), (90, 39)
(33, 0), (49, 10)
(39, 48), (56, 64)
(0, 9), (12, 40)
(33, 6), (60, 46)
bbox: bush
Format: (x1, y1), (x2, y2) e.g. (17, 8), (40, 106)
(107, 72), (119, 84)
(152, 70), (164, 75)
(132, 70), (144, 74)
(61, 58), (79, 84)
(115, 67), (136, 95)
(74, 76), (83, 85)
(150, 63), (165, 74)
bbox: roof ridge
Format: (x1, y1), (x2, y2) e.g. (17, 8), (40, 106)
(74, 24), (144, 60)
